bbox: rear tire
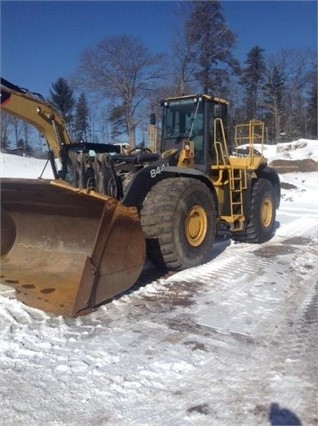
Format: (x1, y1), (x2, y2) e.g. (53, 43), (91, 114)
(232, 178), (276, 243)
(141, 177), (216, 270)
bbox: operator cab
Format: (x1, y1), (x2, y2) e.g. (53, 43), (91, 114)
(161, 95), (229, 172)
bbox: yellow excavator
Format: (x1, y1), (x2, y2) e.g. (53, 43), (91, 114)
(1, 78), (280, 317)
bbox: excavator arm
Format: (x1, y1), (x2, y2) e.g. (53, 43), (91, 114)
(1, 77), (72, 158)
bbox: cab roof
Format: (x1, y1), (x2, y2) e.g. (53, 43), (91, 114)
(161, 94), (229, 106)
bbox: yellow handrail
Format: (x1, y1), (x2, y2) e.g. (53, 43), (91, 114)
(234, 120), (265, 156)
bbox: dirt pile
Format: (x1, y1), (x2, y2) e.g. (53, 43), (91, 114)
(269, 159), (318, 173)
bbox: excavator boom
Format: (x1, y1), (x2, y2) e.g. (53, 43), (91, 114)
(1, 78), (72, 158)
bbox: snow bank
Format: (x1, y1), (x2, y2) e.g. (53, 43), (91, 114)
(256, 138), (318, 162)
(0, 152), (56, 179)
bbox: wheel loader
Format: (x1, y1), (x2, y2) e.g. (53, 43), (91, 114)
(0, 78), (280, 317)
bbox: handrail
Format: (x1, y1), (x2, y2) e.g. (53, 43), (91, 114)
(213, 118), (230, 166)
(234, 120), (265, 157)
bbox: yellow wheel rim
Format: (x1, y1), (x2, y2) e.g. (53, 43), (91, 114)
(185, 205), (207, 247)
(261, 197), (273, 228)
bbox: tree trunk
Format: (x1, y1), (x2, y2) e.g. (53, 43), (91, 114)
(126, 111), (136, 147)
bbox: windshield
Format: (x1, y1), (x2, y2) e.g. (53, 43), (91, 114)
(163, 98), (204, 140)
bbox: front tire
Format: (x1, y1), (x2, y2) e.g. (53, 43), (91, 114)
(232, 178), (276, 243)
(141, 177), (216, 270)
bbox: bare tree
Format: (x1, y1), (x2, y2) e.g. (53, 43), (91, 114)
(0, 111), (10, 150)
(308, 71), (317, 138)
(94, 106), (111, 144)
(262, 65), (286, 141)
(1, 112), (35, 153)
(262, 49), (316, 140)
(74, 35), (164, 146)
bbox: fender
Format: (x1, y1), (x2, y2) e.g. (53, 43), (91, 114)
(258, 165), (281, 209)
(238, 165), (280, 225)
(123, 156), (217, 212)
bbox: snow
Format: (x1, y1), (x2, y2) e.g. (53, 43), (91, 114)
(0, 140), (317, 425)
(0, 153), (56, 179)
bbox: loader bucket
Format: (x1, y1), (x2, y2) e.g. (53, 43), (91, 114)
(0, 178), (146, 316)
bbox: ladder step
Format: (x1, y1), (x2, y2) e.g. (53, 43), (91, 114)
(229, 168), (246, 221)
(231, 222), (244, 232)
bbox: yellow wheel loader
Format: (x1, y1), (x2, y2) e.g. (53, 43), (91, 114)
(0, 78), (280, 316)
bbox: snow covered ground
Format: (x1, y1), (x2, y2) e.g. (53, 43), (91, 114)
(0, 140), (317, 425)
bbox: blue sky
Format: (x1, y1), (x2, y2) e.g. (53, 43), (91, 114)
(1, 1), (317, 97)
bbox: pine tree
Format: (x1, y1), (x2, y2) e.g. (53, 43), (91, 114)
(240, 46), (266, 120)
(185, 1), (238, 94)
(49, 78), (75, 127)
(73, 93), (90, 142)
